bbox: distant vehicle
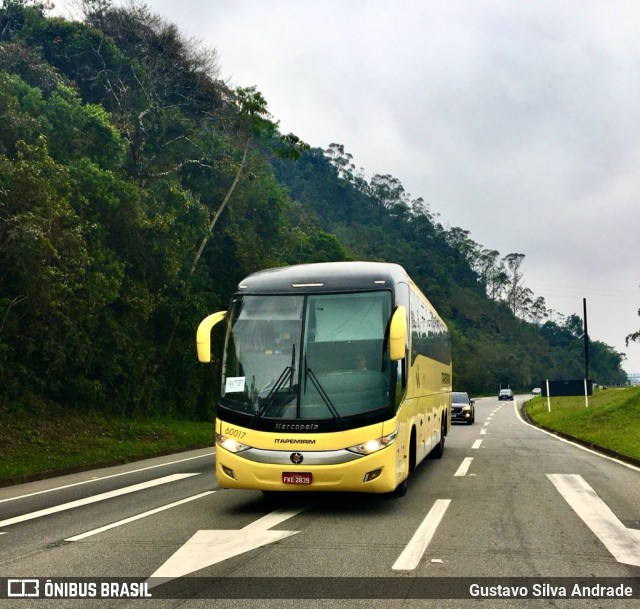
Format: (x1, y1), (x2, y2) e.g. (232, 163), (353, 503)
(498, 388), (514, 400)
(451, 391), (475, 424)
(532, 387), (542, 396)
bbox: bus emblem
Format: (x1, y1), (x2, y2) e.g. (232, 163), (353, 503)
(290, 452), (304, 464)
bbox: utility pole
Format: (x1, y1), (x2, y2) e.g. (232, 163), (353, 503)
(583, 298), (590, 380)
(583, 298), (590, 407)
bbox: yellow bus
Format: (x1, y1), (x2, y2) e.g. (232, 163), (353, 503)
(196, 261), (451, 496)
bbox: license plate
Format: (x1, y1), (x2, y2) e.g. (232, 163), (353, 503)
(282, 472), (312, 485)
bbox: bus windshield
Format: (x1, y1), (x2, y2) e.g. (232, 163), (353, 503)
(221, 291), (392, 421)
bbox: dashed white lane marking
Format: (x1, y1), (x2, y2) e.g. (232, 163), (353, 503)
(548, 474), (640, 567)
(480, 428), (487, 435)
(0, 474), (198, 529)
(393, 499), (451, 570)
(454, 457), (474, 477)
(472, 439), (483, 449)
(66, 490), (215, 541)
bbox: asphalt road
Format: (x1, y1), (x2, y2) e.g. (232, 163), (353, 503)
(1, 396), (639, 609)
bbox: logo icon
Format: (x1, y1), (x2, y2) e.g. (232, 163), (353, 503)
(290, 452), (304, 464)
(8, 579), (40, 597)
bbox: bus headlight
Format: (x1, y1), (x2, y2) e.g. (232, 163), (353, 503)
(216, 433), (251, 453)
(347, 429), (397, 455)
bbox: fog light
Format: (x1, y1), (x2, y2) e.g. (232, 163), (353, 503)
(221, 465), (236, 480)
(363, 468), (382, 482)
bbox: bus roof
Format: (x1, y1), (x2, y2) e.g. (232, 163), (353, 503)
(236, 261), (409, 294)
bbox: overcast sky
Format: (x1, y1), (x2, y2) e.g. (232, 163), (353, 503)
(60, 0), (640, 374)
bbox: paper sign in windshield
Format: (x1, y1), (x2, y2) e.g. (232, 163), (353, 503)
(225, 377), (246, 393)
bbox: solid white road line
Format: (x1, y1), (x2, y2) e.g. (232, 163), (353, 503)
(547, 474), (640, 567)
(66, 490), (215, 541)
(242, 508), (306, 531)
(472, 439), (483, 449)
(393, 499), (451, 570)
(0, 452), (214, 505)
(454, 457), (474, 477)
(0, 473), (198, 529)
(392, 499), (451, 571)
(513, 401), (640, 473)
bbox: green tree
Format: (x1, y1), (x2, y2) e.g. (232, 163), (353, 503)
(502, 253), (526, 315)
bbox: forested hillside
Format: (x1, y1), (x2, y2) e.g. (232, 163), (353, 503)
(0, 1), (627, 423)
(271, 147), (627, 391)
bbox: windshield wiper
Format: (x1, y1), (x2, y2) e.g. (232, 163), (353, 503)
(252, 345), (296, 422)
(304, 365), (344, 429)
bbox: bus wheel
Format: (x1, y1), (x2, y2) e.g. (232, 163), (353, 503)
(391, 477), (408, 497)
(391, 431), (415, 498)
(431, 417), (446, 459)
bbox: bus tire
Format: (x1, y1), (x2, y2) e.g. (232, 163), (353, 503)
(391, 477), (408, 497)
(430, 416), (446, 459)
(391, 429), (416, 498)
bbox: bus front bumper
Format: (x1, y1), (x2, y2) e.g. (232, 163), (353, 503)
(215, 446), (400, 493)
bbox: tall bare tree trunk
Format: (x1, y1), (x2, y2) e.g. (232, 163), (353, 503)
(189, 138), (250, 276)
(139, 137), (251, 408)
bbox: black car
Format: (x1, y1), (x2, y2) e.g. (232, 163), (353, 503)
(498, 388), (514, 400)
(451, 391), (475, 424)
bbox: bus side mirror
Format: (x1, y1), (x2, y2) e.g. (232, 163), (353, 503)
(389, 306), (407, 361)
(196, 311), (227, 363)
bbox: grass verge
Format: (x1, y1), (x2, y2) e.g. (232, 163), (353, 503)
(0, 409), (213, 485)
(525, 385), (640, 463)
